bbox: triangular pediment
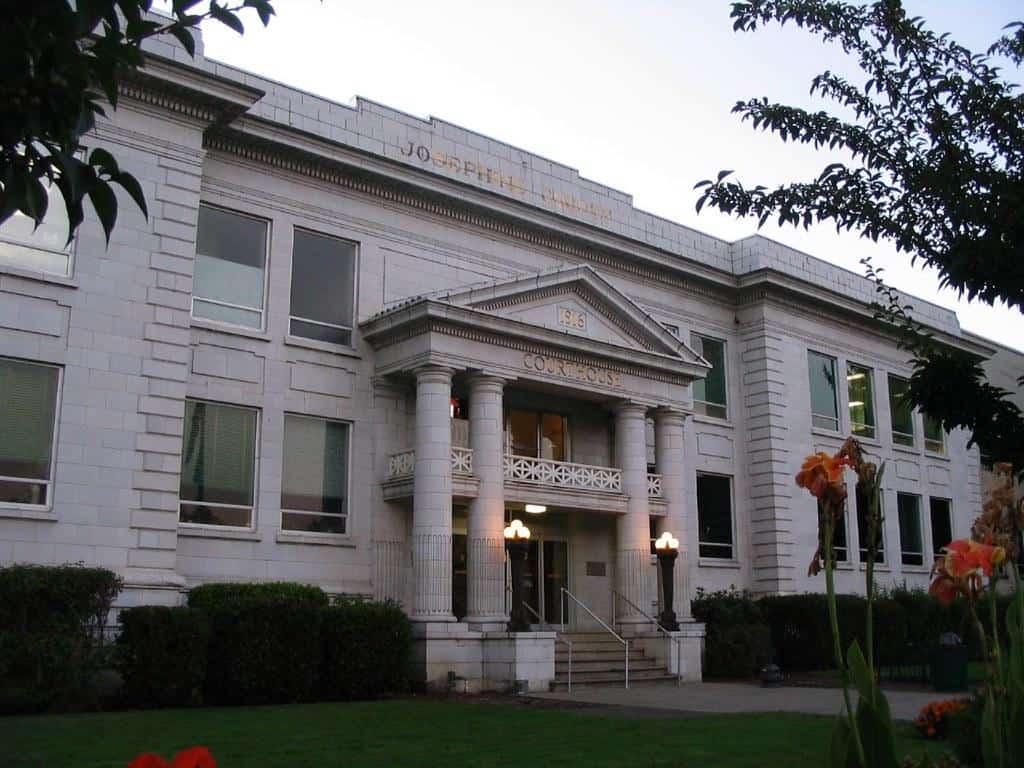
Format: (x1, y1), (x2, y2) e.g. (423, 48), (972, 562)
(437, 265), (705, 364)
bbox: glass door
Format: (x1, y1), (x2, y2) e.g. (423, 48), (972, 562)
(543, 540), (569, 625)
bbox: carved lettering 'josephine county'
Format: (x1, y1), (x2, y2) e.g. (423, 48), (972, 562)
(522, 353), (622, 388)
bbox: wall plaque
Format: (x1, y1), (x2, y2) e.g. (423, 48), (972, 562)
(585, 561), (607, 577)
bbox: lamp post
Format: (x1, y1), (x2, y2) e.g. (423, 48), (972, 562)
(504, 519), (531, 633)
(654, 531), (680, 631)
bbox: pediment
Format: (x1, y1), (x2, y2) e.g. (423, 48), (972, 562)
(438, 265), (704, 364)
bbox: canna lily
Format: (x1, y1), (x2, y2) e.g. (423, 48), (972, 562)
(929, 539), (1006, 604)
(128, 747), (216, 768)
(796, 451), (850, 500)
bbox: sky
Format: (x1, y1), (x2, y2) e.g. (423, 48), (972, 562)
(190, 0), (1023, 351)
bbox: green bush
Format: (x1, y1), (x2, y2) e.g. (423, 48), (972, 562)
(759, 593), (870, 671)
(116, 606), (209, 708)
(0, 564), (122, 713)
(692, 588), (772, 678)
(187, 581), (329, 611)
(320, 599), (413, 699)
(946, 694), (984, 767)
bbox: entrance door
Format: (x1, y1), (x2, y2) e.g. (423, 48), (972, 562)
(543, 540), (569, 625)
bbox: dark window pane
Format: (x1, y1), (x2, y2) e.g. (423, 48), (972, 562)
(930, 498), (953, 557)
(179, 400), (257, 514)
(289, 230), (355, 340)
(888, 375), (915, 443)
(808, 351), (838, 430)
(898, 493), (923, 566)
(819, 498), (849, 562)
(0, 359), (59, 496)
(540, 413), (566, 462)
(0, 479), (48, 505)
(281, 512), (347, 534)
(509, 410), (539, 458)
(193, 205), (267, 326)
(693, 336), (727, 411)
(847, 363), (875, 438)
(856, 485), (884, 563)
(289, 319), (352, 346)
(924, 415), (945, 454)
(281, 415), (349, 534)
(179, 503), (252, 527)
(697, 474), (733, 559)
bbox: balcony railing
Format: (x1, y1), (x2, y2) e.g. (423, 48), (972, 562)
(386, 449), (664, 499)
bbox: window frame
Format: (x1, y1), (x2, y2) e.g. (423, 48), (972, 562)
(190, 203), (271, 332)
(845, 362), (877, 440)
(0, 172), (76, 280)
(178, 398), (261, 531)
(279, 413), (352, 537)
(505, 409), (571, 462)
(696, 471), (736, 561)
(929, 497), (953, 560)
(0, 357), (62, 512)
(807, 350), (840, 432)
(923, 414), (946, 455)
(887, 374), (916, 448)
(897, 492), (925, 567)
(691, 333), (728, 420)
(286, 226), (359, 349)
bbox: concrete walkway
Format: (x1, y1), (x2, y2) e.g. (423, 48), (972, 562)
(530, 682), (939, 721)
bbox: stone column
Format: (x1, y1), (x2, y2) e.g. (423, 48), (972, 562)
(466, 374), (507, 628)
(412, 365), (455, 622)
(655, 408), (690, 619)
(614, 401), (652, 624)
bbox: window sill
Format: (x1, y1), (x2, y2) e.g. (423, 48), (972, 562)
(900, 565), (930, 574)
(284, 334), (361, 359)
(697, 558), (742, 569)
(924, 451), (950, 463)
(190, 317), (271, 342)
(891, 444), (921, 457)
(0, 505), (57, 522)
(857, 562), (890, 572)
(0, 263), (77, 288)
(275, 531), (357, 547)
(849, 434), (881, 448)
(811, 427), (843, 441)
(691, 414), (733, 429)
(177, 525), (261, 541)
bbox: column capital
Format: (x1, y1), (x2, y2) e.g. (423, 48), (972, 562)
(653, 407), (689, 427)
(414, 364), (454, 385)
(465, 372), (507, 394)
(611, 400), (649, 419)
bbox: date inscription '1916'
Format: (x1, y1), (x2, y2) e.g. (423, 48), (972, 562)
(557, 306), (587, 331)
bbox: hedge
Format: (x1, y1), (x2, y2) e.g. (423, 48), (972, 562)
(116, 606), (209, 708)
(0, 564), (122, 713)
(692, 588), (772, 678)
(186, 581), (330, 611)
(320, 599), (412, 699)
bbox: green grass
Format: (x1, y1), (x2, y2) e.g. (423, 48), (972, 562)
(0, 698), (942, 768)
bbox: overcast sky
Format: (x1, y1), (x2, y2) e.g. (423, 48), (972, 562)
(191, 0), (1023, 351)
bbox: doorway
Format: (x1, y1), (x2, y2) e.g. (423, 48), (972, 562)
(523, 538), (569, 626)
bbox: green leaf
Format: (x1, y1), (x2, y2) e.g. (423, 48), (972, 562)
(167, 24), (197, 57)
(847, 640), (874, 702)
(22, 177), (48, 225)
(981, 693), (999, 768)
(89, 148), (119, 175)
(114, 171), (148, 220)
(209, 3), (245, 34)
(828, 716), (851, 768)
(87, 181), (119, 243)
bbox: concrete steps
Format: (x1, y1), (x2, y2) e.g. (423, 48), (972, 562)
(551, 630), (673, 690)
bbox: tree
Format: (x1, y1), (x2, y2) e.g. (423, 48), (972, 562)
(695, 1), (1024, 469)
(0, 0), (275, 244)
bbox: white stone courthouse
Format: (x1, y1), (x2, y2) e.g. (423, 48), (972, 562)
(0, 28), (1020, 691)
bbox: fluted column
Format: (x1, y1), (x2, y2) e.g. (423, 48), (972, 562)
(466, 373), (507, 627)
(614, 401), (652, 623)
(655, 408), (690, 618)
(412, 365), (455, 622)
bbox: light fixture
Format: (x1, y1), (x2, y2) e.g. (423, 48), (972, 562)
(504, 519), (531, 540)
(846, 372), (865, 381)
(654, 531), (680, 551)
(848, 401), (864, 408)
(525, 503), (547, 514)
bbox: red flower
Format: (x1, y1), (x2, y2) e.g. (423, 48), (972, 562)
(796, 452), (850, 499)
(929, 539), (1006, 604)
(128, 747), (215, 768)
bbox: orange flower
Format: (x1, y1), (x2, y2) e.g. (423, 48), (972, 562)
(929, 539), (1006, 604)
(128, 747), (215, 768)
(796, 452), (850, 499)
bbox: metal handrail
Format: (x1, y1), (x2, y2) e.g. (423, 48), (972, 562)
(611, 588), (682, 685)
(560, 586), (629, 689)
(522, 601), (573, 693)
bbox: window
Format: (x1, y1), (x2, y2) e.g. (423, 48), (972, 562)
(281, 415), (349, 534)
(808, 351), (839, 431)
(697, 473), (734, 559)
(898, 492), (924, 566)
(929, 497), (953, 558)
(856, 484), (885, 564)
(179, 400), (258, 527)
(888, 375), (915, 447)
(507, 410), (568, 462)
(692, 335), (727, 419)
(289, 229), (356, 346)
(0, 179), (73, 277)
(818, 498), (849, 562)
(924, 415), (945, 455)
(662, 323), (680, 338)
(0, 358), (60, 506)
(846, 363), (876, 439)
(192, 205), (268, 329)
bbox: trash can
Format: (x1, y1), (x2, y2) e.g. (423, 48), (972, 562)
(930, 632), (968, 692)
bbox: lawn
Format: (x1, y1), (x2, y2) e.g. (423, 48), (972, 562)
(0, 698), (944, 768)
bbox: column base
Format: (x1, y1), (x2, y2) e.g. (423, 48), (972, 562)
(465, 615), (509, 633)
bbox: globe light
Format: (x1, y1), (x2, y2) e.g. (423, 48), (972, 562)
(525, 504), (547, 514)
(655, 531), (679, 551)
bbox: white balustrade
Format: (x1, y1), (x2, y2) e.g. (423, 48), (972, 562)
(647, 473), (663, 498)
(504, 454), (622, 493)
(386, 447), (474, 479)
(451, 446), (474, 474)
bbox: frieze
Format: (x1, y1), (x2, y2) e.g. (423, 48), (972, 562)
(522, 352), (622, 388)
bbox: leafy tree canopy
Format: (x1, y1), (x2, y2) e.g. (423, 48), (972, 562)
(0, 0), (274, 244)
(696, 0), (1024, 469)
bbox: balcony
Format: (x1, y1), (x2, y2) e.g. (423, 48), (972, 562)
(383, 448), (664, 512)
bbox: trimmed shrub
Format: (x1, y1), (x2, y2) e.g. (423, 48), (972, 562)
(116, 606), (209, 708)
(0, 564), (122, 713)
(320, 599), (413, 699)
(947, 694), (984, 767)
(187, 581), (329, 611)
(691, 588), (772, 678)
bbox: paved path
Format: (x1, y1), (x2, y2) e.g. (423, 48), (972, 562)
(529, 682), (938, 721)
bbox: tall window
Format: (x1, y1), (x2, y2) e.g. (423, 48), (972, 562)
(0, 181), (72, 276)
(0, 358), (60, 507)
(179, 400), (258, 528)
(856, 484), (885, 564)
(289, 229), (356, 346)
(692, 335), (727, 419)
(924, 415), (945, 455)
(808, 351), (839, 431)
(888, 375), (915, 447)
(898, 492), (924, 566)
(507, 410), (568, 461)
(819, 499), (849, 562)
(192, 205), (268, 329)
(697, 473), (734, 559)
(281, 415), (349, 534)
(929, 497), (953, 558)
(846, 363), (876, 439)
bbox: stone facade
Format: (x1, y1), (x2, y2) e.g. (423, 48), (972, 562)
(0, 28), (1021, 690)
